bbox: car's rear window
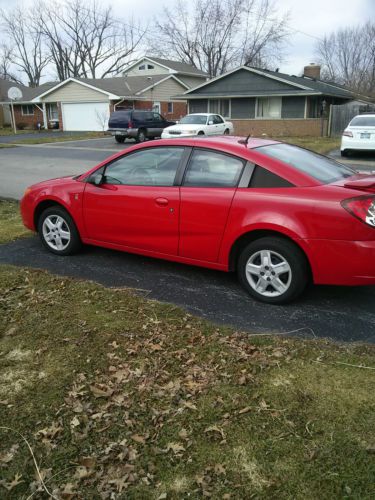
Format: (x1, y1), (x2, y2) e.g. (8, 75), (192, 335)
(349, 116), (375, 127)
(255, 143), (355, 184)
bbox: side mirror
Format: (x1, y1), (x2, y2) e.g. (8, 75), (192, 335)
(91, 173), (104, 186)
(208, 120), (214, 125)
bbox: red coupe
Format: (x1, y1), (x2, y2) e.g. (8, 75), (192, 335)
(20, 136), (375, 304)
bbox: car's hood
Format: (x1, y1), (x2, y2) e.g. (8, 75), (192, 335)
(29, 175), (78, 190)
(164, 123), (207, 132)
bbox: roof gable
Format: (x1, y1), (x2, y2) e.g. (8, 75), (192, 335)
(186, 68), (308, 97)
(123, 56), (208, 77)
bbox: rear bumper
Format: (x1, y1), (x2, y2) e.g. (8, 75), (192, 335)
(306, 238), (375, 285)
(341, 136), (375, 151)
(108, 128), (138, 138)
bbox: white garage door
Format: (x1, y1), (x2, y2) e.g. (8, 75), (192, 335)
(62, 102), (109, 131)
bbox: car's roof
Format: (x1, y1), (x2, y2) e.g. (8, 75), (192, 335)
(185, 113), (218, 116)
(351, 113), (375, 118)
(162, 135), (279, 149)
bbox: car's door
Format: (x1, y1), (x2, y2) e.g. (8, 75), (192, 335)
(213, 115), (226, 134)
(152, 112), (165, 137)
(83, 147), (185, 255)
(206, 115), (218, 135)
(179, 148), (245, 262)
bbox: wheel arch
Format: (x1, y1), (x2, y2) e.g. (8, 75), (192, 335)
(34, 199), (73, 232)
(228, 229), (313, 279)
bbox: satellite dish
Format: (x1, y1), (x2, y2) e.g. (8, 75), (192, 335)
(8, 87), (23, 101)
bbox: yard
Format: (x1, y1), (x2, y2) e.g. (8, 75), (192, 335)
(0, 200), (374, 499)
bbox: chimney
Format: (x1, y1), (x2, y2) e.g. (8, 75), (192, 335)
(303, 63), (321, 80)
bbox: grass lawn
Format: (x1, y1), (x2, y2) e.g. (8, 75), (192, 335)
(0, 128), (30, 136)
(0, 200), (31, 244)
(272, 137), (340, 155)
(0, 201), (374, 499)
(0, 131), (108, 145)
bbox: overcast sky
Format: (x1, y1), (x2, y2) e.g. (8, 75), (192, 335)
(1, 0), (374, 76)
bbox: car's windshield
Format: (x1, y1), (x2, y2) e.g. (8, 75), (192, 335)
(179, 115), (208, 125)
(349, 116), (375, 127)
(255, 143), (355, 184)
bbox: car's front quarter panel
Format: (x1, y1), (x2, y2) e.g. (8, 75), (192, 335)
(21, 178), (86, 234)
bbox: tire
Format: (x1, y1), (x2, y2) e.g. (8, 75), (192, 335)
(37, 206), (82, 256)
(237, 237), (309, 304)
(341, 149), (349, 157)
(224, 128), (230, 135)
(136, 129), (147, 143)
(197, 131), (205, 135)
(115, 136), (125, 143)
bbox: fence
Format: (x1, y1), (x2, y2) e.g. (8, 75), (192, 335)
(329, 102), (375, 137)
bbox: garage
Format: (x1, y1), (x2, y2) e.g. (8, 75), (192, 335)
(61, 102), (110, 131)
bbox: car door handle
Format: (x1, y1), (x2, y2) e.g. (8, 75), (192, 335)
(155, 197), (169, 206)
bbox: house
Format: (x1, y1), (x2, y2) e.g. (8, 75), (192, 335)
(0, 57), (208, 131)
(179, 64), (370, 136)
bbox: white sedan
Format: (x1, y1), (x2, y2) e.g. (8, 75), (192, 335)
(341, 113), (375, 156)
(161, 113), (234, 139)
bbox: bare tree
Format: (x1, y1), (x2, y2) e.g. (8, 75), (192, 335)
(0, 6), (50, 86)
(151, 0), (289, 77)
(316, 22), (375, 96)
(37, 0), (145, 80)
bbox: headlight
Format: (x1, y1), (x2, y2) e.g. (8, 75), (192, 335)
(185, 129), (198, 134)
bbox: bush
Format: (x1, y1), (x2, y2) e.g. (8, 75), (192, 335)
(16, 122), (27, 130)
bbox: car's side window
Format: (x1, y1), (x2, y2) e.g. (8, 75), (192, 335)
(103, 147), (185, 186)
(183, 149), (244, 187)
(249, 165), (295, 188)
(153, 113), (163, 122)
(214, 115), (224, 124)
(208, 115), (215, 124)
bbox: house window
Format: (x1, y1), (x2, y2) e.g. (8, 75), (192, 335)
(21, 105), (34, 116)
(167, 102), (173, 113)
(209, 100), (219, 114)
(256, 97), (281, 119)
(208, 99), (229, 117)
(138, 64), (146, 70)
(147, 64), (154, 70)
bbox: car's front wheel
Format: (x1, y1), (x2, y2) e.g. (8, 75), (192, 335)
(237, 237), (308, 304)
(115, 136), (125, 143)
(38, 206), (82, 256)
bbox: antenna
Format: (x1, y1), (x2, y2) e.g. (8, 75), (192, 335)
(238, 134), (252, 146)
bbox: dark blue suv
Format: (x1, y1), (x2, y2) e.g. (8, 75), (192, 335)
(107, 109), (176, 143)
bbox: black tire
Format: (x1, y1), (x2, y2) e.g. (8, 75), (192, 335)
(237, 236), (309, 304)
(197, 131), (205, 135)
(224, 128), (230, 135)
(37, 206), (82, 256)
(136, 129), (147, 143)
(341, 149), (349, 157)
(115, 136), (125, 143)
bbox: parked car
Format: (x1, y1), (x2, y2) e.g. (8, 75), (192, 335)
(107, 109), (175, 143)
(161, 113), (233, 138)
(20, 136), (375, 304)
(341, 113), (375, 156)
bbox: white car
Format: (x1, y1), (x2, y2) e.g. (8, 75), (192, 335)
(341, 113), (375, 156)
(161, 113), (234, 139)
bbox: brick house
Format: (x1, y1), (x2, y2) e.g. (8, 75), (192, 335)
(0, 57), (208, 131)
(179, 64), (371, 137)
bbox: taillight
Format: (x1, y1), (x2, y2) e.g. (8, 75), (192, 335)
(341, 196), (375, 227)
(128, 120), (133, 128)
(342, 130), (353, 137)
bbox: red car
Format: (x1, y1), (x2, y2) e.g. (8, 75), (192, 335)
(20, 136), (375, 304)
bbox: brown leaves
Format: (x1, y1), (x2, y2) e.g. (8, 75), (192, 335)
(89, 383), (114, 398)
(166, 442), (185, 455)
(0, 473), (23, 491)
(0, 444), (19, 466)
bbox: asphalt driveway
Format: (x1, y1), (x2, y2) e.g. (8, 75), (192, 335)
(0, 236), (374, 343)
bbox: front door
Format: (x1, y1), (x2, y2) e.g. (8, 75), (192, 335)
(83, 147), (185, 255)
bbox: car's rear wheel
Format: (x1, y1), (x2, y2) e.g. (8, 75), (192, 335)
(38, 206), (82, 256)
(136, 129), (147, 143)
(237, 237), (308, 304)
(115, 136), (125, 143)
(224, 128), (230, 135)
(197, 131), (205, 135)
(341, 149), (349, 157)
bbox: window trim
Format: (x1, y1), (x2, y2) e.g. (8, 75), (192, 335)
(21, 104), (34, 116)
(181, 147), (246, 188)
(256, 97), (282, 119)
(167, 102), (174, 114)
